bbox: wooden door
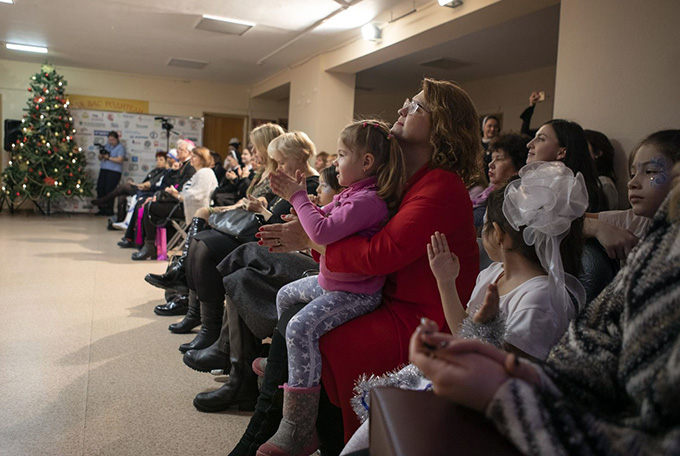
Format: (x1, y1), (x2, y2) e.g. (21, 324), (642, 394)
(203, 113), (247, 160)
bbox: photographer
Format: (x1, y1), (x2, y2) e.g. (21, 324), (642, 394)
(94, 131), (126, 216)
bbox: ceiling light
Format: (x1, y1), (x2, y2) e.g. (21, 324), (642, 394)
(6, 43), (48, 53)
(0, 0), (14, 4)
(196, 14), (255, 36)
(361, 23), (381, 41)
(438, 0), (463, 7)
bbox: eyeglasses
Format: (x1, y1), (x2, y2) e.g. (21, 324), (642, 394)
(402, 98), (431, 116)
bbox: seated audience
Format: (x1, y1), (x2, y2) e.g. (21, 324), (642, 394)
(342, 161), (587, 454)
(585, 129), (619, 210)
(408, 160), (680, 456)
(481, 115), (501, 177)
(314, 151), (330, 172)
(248, 78), (481, 450)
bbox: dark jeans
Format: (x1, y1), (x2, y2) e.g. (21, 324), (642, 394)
(96, 169), (121, 215)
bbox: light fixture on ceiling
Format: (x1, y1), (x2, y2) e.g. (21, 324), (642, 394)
(361, 23), (381, 41)
(0, 0), (14, 4)
(6, 43), (48, 54)
(438, 0), (463, 8)
(196, 14), (255, 36)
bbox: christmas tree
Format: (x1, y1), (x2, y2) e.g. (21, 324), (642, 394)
(2, 63), (93, 212)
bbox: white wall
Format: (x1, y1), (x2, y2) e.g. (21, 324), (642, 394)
(0, 59), (287, 166)
(554, 0), (680, 207)
(354, 65), (556, 133)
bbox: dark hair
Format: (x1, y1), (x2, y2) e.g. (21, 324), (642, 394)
(484, 181), (583, 276)
(154, 151), (167, 159)
(108, 131), (119, 140)
(422, 78), (483, 188)
(544, 120), (607, 212)
(584, 130), (616, 183)
(340, 119), (406, 216)
(631, 129), (680, 166)
(488, 132), (530, 172)
(210, 151), (222, 166)
(320, 165), (342, 192)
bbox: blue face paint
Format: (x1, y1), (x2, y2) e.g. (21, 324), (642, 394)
(635, 155), (670, 189)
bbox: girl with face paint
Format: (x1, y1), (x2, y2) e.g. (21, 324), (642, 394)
(584, 129), (680, 260)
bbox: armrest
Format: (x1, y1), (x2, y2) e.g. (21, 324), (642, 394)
(370, 387), (522, 456)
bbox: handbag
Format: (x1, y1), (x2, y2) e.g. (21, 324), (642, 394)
(208, 208), (263, 242)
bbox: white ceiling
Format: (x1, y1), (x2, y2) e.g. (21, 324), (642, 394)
(0, 0), (559, 93)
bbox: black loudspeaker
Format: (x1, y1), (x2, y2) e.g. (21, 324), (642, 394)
(4, 119), (22, 152)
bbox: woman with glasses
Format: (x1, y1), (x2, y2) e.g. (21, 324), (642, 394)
(239, 78), (483, 454)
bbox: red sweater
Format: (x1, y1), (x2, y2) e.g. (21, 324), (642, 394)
(319, 165), (479, 440)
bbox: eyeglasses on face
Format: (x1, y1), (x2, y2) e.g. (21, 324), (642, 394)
(402, 98), (431, 116)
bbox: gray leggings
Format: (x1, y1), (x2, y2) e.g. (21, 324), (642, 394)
(277, 276), (382, 388)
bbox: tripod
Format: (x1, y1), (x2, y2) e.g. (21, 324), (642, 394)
(155, 117), (178, 152)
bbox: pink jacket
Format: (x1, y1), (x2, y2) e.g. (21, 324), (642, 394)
(289, 176), (388, 294)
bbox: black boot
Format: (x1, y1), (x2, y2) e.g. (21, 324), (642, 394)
(193, 297), (260, 413)
(145, 217), (207, 290)
(169, 290), (201, 333)
(228, 328), (287, 456)
(131, 240), (156, 261)
(179, 299), (223, 353)
(154, 294), (189, 316)
(183, 340), (231, 373)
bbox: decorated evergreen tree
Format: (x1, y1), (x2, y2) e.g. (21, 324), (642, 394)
(2, 63), (93, 211)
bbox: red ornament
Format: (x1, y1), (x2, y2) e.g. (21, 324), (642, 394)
(38, 171), (43, 176)
(47, 150), (52, 155)
(62, 138), (66, 142)
(16, 192), (20, 196)
(29, 168), (33, 172)
(35, 105), (40, 110)
(44, 176), (55, 185)
(28, 87), (32, 92)
(67, 190), (72, 195)
(45, 73), (49, 77)
(59, 116), (62, 120)
(66, 165), (70, 169)
(43, 88), (48, 93)
(69, 173), (73, 177)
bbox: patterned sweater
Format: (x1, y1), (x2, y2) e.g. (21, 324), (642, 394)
(486, 195), (680, 456)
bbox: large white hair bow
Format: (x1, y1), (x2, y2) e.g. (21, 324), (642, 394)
(503, 161), (589, 314)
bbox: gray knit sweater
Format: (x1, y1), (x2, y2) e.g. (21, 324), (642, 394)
(486, 195), (680, 456)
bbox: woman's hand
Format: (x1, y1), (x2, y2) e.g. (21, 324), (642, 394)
(226, 170), (238, 181)
(257, 211), (311, 252)
(270, 169), (305, 201)
(427, 232), (460, 284)
(244, 194), (266, 213)
(165, 186), (179, 198)
(409, 318), (541, 412)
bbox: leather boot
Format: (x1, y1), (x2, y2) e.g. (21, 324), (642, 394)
(229, 329), (288, 456)
(154, 294), (189, 316)
(179, 298), (223, 353)
(256, 385), (321, 456)
(131, 240), (156, 261)
(194, 296), (260, 413)
(168, 290), (201, 333)
(183, 340), (231, 373)
(145, 217), (207, 290)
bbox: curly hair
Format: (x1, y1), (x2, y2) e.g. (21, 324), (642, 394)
(488, 132), (531, 172)
(422, 78), (483, 187)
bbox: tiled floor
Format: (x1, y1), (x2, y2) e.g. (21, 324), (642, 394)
(0, 212), (250, 456)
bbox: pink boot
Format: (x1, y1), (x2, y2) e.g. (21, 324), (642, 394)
(256, 384), (321, 456)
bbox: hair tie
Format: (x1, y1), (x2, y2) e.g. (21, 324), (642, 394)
(362, 122), (368, 128)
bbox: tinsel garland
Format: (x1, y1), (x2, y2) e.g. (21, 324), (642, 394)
(350, 311), (508, 423)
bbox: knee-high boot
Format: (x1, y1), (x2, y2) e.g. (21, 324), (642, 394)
(183, 304), (231, 371)
(145, 217), (207, 290)
(179, 298), (223, 353)
(193, 296), (260, 413)
(168, 290), (201, 333)
(229, 329), (288, 456)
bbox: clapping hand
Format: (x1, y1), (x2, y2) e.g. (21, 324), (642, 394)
(270, 169), (305, 201)
(244, 194), (266, 213)
(427, 232), (460, 284)
(473, 283), (500, 324)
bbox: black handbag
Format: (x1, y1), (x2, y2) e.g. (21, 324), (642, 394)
(208, 208), (263, 242)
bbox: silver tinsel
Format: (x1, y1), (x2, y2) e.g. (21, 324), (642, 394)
(350, 364), (429, 424)
(350, 312), (508, 423)
(458, 311), (507, 349)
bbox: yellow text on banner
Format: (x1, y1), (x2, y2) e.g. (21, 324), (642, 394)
(68, 95), (149, 113)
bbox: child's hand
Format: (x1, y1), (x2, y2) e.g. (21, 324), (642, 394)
(473, 283), (500, 323)
(427, 231), (460, 283)
(308, 194), (320, 205)
(270, 169), (305, 201)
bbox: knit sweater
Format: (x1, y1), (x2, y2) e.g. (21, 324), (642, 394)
(486, 194), (680, 456)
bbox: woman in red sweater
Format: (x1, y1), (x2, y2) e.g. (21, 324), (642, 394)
(257, 78), (482, 447)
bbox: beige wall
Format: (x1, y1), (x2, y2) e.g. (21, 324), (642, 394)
(354, 65), (556, 133)
(0, 59), (287, 165)
(554, 0), (680, 207)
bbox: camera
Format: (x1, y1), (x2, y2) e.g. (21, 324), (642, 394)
(96, 144), (110, 157)
(155, 116), (174, 132)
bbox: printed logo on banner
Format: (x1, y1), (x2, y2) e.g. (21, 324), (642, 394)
(128, 164), (138, 171)
(149, 131), (158, 139)
(124, 121), (130, 128)
(94, 130), (110, 136)
(144, 141), (151, 148)
(141, 164), (149, 172)
(179, 119), (186, 126)
(107, 114), (115, 121)
(111, 123), (119, 128)
(132, 156), (138, 162)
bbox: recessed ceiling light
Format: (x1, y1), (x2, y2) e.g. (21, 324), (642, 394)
(438, 0), (464, 7)
(0, 0), (14, 4)
(167, 58), (209, 70)
(6, 43), (48, 54)
(361, 23), (381, 41)
(196, 14), (255, 36)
